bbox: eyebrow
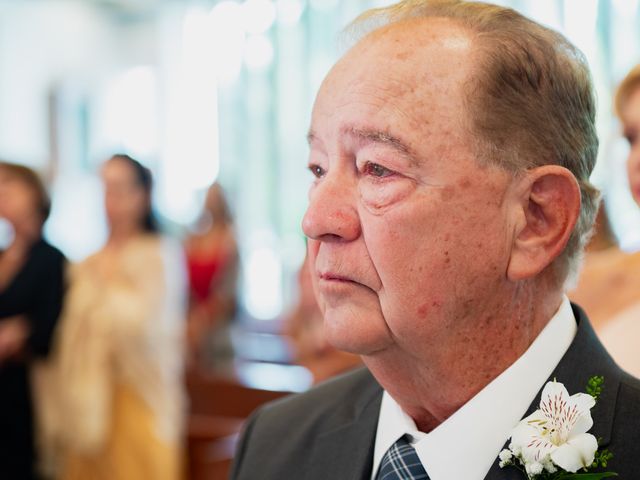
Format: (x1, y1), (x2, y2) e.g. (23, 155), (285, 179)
(307, 127), (419, 165)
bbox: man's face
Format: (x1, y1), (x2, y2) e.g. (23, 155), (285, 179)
(302, 19), (518, 358)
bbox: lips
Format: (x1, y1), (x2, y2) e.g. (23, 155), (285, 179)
(319, 272), (355, 283)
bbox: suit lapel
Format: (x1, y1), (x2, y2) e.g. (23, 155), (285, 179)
(308, 373), (383, 480)
(484, 304), (622, 479)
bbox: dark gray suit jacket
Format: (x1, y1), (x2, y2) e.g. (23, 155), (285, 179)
(231, 305), (640, 479)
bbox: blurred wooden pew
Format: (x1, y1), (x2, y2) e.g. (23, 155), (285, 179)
(185, 363), (307, 480)
(187, 371), (296, 418)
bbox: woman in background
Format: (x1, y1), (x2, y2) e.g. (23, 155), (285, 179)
(54, 154), (186, 480)
(573, 65), (640, 377)
(0, 162), (65, 479)
(184, 183), (238, 369)
(590, 65), (640, 377)
(569, 202), (640, 326)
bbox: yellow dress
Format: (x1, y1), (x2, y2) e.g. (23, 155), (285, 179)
(40, 235), (187, 480)
(62, 383), (182, 480)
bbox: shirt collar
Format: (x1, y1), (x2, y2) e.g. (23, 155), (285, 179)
(371, 296), (577, 480)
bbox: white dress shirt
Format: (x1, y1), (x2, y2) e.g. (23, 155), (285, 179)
(370, 296), (577, 480)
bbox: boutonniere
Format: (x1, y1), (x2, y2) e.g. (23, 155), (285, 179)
(499, 376), (617, 479)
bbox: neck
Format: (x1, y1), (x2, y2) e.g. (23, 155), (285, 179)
(363, 281), (563, 432)
(108, 224), (144, 248)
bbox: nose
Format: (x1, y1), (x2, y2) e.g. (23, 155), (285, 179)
(302, 173), (361, 242)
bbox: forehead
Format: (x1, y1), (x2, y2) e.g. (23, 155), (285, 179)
(311, 19), (479, 159)
(319, 18), (475, 109)
(102, 159), (135, 182)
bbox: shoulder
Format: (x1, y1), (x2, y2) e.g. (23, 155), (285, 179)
(31, 238), (65, 264)
(232, 367), (381, 479)
(27, 239), (66, 279)
(606, 372), (640, 476)
(259, 367), (378, 422)
(617, 370), (640, 405)
(130, 234), (184, 261)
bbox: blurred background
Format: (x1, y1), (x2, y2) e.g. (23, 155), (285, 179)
(3, 1), (640, 479)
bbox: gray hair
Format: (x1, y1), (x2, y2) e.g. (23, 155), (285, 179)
(344, 0), (600, 286)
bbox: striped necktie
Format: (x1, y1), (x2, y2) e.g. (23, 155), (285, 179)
(375, 435), (430, 480)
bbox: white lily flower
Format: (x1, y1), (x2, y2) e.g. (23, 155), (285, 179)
(510, 381), (598, 473)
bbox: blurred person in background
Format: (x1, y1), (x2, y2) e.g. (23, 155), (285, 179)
(50, 154), (186, 480)
(595, 64), (640, 377)
(569, 202), (640, 327)
(0, 162), (65, 480)
(284, 251), (360, 383)
(184, 182), (238, 370)
(571, 66), (640, 377)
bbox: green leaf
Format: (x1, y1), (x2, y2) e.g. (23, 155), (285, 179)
(586, 375), (605, 401)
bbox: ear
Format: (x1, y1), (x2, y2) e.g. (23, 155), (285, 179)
(507, 165), (581, 281)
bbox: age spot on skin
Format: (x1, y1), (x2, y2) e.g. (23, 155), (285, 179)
(440, 185), (455, 201)
(417, 300), (442, 318)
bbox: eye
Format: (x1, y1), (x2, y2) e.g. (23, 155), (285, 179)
(309, 164), (325, 178)
(363, 162), (394, 178)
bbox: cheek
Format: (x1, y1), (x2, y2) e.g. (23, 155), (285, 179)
(361, 201), (451, 303)
(134, 197), (148, 218)
(359, 179), (416, 215)
(363, 221), (452, 346)
(361, 191), (508, 315)
(306, 240), (324, 309)
(105, 198), (123, 216)
(14, 192), (36, 217)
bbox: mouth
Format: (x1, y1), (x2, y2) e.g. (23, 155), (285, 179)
(317, 270), (379, 295)
(319, 272), (356, 283)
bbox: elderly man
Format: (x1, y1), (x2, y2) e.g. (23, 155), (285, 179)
(232, 1), (640, 479)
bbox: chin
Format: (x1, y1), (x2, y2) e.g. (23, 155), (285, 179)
(323, 307), (392, 355)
